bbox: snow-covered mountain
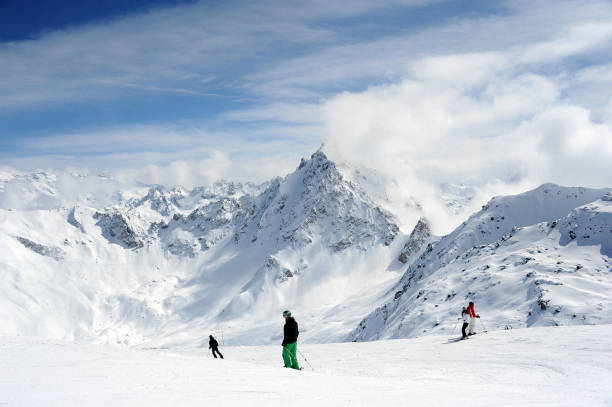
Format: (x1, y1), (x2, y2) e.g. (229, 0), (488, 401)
(350, 184), (612, 341)
(1, 153), (611, 348)
(0, 151), (406, 346)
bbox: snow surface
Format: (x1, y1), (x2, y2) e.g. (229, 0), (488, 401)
(1, 324), (611, 406)
(0, 151), (407, 346)
(352, 184), (612, 341)
(2, 152), (612, 405)
(1, 151), (611, 349)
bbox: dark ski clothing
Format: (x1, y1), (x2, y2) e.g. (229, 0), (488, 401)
(209, 335), (224, 359)
(461, 308), (470, 338)
(282, 317), (299, 346)
(212, 348), (223, 359)
(461, 322), (469, 338)
(209, 337), (219, 348)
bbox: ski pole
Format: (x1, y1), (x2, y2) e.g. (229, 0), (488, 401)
(297, 349), (314, 371)
(452, 320), (459, 336)
(479, 318), (488, 333)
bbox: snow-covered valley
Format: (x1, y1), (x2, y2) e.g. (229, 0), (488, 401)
(2, 324), (611, 406)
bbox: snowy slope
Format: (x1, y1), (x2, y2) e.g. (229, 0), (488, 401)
(2, 324), (611, 406)
(2, 153), (611, 348)
(0, 151), (405, 346)
(351, 184), (612, 341)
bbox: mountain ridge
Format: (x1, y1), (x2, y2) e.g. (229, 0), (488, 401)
(0, 154), (610, 347)
(0, 151), (406, 346)
(350, 183), (612, 341)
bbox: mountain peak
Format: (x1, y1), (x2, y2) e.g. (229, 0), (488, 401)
(298, 149), (335, 172)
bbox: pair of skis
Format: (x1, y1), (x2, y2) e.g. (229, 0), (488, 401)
(447, 336), (470, 343)
(447, 330), (488, 343)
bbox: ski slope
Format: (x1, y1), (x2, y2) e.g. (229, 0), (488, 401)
(2, 324), (611, 406)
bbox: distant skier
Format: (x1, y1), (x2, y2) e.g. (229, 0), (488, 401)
(209, 335), (224, 359)
(461, 307), (470, 339)
(467, 301), (480, 335)
(281, 310), (300, 370)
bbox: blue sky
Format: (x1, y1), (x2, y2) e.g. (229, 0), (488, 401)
(1, 0), (611, 193)
(0, 0), (199, 42)
(0, 1), (501, 160)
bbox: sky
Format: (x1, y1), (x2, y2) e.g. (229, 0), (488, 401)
(1, 0), (612, 230)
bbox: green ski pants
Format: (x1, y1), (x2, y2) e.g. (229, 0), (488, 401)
(282, 342), (300, 369)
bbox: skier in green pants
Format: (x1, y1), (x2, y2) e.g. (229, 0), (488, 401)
(282, 310), (300, 370)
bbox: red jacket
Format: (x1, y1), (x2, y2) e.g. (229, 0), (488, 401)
(467, 304), (477, 318)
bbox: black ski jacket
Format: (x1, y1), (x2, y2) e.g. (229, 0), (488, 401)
(282, 317), (299, 346)
(209, 337), (219, 349)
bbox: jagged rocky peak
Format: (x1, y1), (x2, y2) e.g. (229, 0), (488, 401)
(87, 149), (401, 258)
(296, 150), (343, 188)
(135, 185), (184, 215)
(398, 218), (432, 263)
(266, 149), (400, 251)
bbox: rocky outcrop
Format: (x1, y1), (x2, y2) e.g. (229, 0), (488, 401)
(398, 218), (431, 263)
(15, 236), (65, 261)
(94, 211), (144, 249)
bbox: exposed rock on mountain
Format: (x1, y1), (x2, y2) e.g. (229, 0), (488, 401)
(1, 153), (611, 347)
(398, 218), (432, 264)
(350, 184), (612, 342)
(94, 211), (145, 249)
(0, 150), (404, 346)
(15, 236), (65, 261)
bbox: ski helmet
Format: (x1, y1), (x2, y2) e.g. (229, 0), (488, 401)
(282, 310), (291, 317)
(469, 301), (474, 306)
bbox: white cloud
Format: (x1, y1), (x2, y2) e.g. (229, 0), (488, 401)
(112, 151), (302, 188)
(516, 22), (612, 65)
(510, 105), (612, 185)
(0, 0), (443, 110)
(2, 0), (612, 234)
(222, 102), (323, 125)
(320, 9), (612, 233)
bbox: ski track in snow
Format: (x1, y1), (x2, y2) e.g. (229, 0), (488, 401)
(1, 324), (611, 406)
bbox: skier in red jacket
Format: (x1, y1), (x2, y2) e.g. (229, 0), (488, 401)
(467, 301), (480, 335)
